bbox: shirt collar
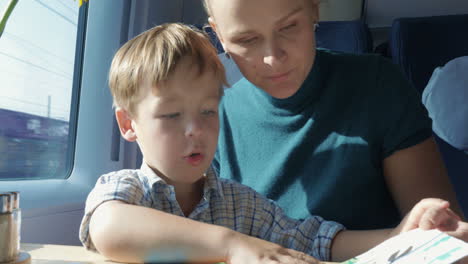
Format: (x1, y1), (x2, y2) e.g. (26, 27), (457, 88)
(139, 162), (224, 200)
(140, 162), (167, 187)
(203, 166), (224, 200)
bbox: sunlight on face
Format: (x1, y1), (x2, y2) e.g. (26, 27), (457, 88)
(209, 0), (319, 98)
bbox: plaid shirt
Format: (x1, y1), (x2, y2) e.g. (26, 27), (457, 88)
(79, 163), (344, 261)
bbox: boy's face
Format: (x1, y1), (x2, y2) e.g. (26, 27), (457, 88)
(130, 60), (221, 185)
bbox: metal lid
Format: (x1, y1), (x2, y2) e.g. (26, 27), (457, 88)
(0, 193), (12, 213)
(8, 191), (20, 209)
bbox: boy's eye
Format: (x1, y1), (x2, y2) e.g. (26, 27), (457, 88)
(160, 113), (180, 119)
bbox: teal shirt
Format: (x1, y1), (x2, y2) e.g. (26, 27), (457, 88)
(213, 50), (433, 230)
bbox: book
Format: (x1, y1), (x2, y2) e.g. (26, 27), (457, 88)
(341, 229), (468, 264)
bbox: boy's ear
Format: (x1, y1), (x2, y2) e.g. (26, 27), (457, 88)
(115, 108), (137, 142)
(208, 17), (228, 52)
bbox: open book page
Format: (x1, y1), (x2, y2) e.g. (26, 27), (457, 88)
(341, 229), (468, 264)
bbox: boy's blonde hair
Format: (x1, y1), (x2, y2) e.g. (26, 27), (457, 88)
(109, 23), (227, 117)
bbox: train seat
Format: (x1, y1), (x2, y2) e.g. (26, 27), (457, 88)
(389, 14), (468, 216)
(421, 56), (468, 216)
(389, 14), (468, 94)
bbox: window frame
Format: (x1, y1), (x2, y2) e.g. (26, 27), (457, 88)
(64, 0), (89, 180)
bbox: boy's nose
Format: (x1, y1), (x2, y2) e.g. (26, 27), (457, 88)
(185, 118), (203, 138)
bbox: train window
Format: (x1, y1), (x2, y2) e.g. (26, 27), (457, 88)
(0, 0), (87, 180)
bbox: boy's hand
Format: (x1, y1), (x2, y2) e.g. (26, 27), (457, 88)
(226, 231), (320, 264)
(395, 198), (468, 242)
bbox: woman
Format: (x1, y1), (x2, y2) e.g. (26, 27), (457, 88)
(204, 0), (465, 229)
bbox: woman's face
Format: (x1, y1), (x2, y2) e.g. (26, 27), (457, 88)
(209, 0), (318, 99)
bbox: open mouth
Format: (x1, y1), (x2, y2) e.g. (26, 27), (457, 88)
(185, 152), (203, 166)
(186, 153), (201, 159)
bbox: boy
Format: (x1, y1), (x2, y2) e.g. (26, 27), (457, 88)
(79, 23), (466, 264)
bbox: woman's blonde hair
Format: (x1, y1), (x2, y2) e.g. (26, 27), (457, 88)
(108, 23), (227, 117)
(203, 0), (320, 17)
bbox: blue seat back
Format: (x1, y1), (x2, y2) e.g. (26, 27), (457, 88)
(316, 20), (373, 54)
(434, 134), (468, 216)
(390, 14), (468, 94)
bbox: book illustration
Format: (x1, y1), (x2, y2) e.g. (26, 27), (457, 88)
(339, 229), (468, 264)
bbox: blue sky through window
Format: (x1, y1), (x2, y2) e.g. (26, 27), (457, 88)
(0, 0), (79, 121)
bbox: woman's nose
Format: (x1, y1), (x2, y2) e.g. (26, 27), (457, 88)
(263, 40), (286, 70)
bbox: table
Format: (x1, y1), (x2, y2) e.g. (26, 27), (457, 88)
(21, 243), (337, 264)
(21, 243), (116, 264)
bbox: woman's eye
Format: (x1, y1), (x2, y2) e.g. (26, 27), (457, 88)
(281, 23), (297, 32)
(239, 37), (258, 45)
(160, 113), (180, 119)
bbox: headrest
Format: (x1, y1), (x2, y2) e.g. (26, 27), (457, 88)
(315, 20), (372, 54)
(390, 14), (468, 93)
(422, 56), (468, 153)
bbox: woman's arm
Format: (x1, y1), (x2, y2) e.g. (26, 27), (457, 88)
(383, 137), (465, 219)
(89, 200), (321, 264)
(330, 229), (391, 262)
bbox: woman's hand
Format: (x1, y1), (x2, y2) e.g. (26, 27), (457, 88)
(226, 231), (320, 264)
(394, 198), (468, 241)
(446, 221), (468, 243)
(391, 198), (468, 264)
(456, 256), (468, 264)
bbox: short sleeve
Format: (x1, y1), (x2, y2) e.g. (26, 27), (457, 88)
(79, 171), (152, 251)
(258, 198), (345, 261)
(377, 57), (433, 158)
